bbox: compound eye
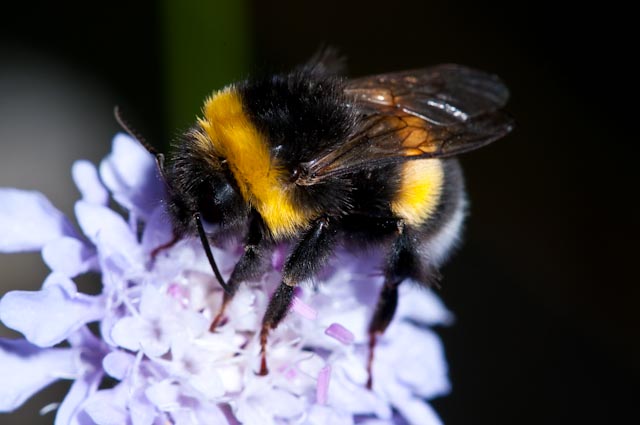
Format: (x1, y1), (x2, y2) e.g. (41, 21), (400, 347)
(198, 190), (222, 224)
(199, 176), (245, 227)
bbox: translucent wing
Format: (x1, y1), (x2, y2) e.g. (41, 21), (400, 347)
(345, 64), (510, 124)
(295, 65), (513, 185)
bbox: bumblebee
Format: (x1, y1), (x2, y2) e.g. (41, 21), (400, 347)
(149, 51), (512, 384)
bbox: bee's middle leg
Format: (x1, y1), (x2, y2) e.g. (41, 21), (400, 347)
(258, 217), (336, 375)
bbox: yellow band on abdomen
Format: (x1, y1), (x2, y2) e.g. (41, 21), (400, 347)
(391, 159), (444, 226)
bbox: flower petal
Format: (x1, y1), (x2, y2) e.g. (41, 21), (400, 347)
(0, 274), (105, 347)
(235, 380), (305, 425)
(119, 286), (209, 357)
(145, 380), (181, 412)
(54, 369), (103, 425)
(110, 316), (150, 354)
(398, 400), (443, 425)
(86, 374), (158, 425)
(306, 405), (354, 425)
(99, 133), (165, 220)
(111, 286), (203, 357)
(386, 386), (443, 425)
(74, 201), (140, 261)
(328, 354), (392, 419)
(72, 160), (109, 206)
(261, 388), (305, 419)
(170, 402), (228, 425)
(0, 338), (80, 412)
(138, 284), (174, 318)
(0, 188), (75, 252)
(186, 370), (225, 401)
(42, 237), (98, 277)
(129, 391), (158, 425)
(376, 323), (450, 399)
(103, 351), (135, 380)
(82, 385), (129, 425)
(396, 283), (454, 326)
(140, 206), (174, 257)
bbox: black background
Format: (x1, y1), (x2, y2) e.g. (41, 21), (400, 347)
(1, 1), (637, 424)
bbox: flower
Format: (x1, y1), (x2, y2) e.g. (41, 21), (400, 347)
(0, 133), (452, 424)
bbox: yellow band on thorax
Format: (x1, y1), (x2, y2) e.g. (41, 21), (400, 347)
(197, 88), (312, 238)
(391, 159), (444, 226)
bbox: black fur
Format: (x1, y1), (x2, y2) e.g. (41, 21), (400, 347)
(239, 71), (358, 219)
(282, 217), (337, 284)
(225, 213), (272, 295)
(165, 128), (248, 236)
(239, 72), (354, 162)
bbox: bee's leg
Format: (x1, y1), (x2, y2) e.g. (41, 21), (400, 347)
(259, 217), (336, 375)
(367, 225), (437, 389)
(210, 214), (271, 330)
(150, 232), (180, 261)
(366, 265), (403, 389)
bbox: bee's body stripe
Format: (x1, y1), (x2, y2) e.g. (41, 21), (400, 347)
(198, 88), (313, 238)
(391, 159), (444, 226)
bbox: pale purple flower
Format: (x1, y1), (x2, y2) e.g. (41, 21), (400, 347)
(0, 133), (452, 424)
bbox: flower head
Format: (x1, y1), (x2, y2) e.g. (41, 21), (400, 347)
(1, 133), (452, 424)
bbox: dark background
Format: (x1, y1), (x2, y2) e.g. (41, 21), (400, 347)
(1, 1), (637, 424)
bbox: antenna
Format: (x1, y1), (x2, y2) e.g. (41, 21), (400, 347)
(115, 107), (227, 294)
(113, 105), (165, 174)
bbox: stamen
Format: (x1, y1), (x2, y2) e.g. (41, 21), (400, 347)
(316, 365), (331, 405)
(324, 323), (355, 345)
(291, 296), (317, 320)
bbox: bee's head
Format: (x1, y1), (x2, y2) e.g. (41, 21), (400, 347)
(165, 130), (248, 237)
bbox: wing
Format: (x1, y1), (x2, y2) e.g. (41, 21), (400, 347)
(295, 65), (513, 185)
(346, 64), (510, 124)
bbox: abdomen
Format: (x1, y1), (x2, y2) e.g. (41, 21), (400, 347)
(417, 158), (466, 267)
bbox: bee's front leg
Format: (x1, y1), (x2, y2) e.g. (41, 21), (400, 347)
(258, 216), (336, 375)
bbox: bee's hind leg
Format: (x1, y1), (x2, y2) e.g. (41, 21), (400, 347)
(367, 224), (439, 389)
